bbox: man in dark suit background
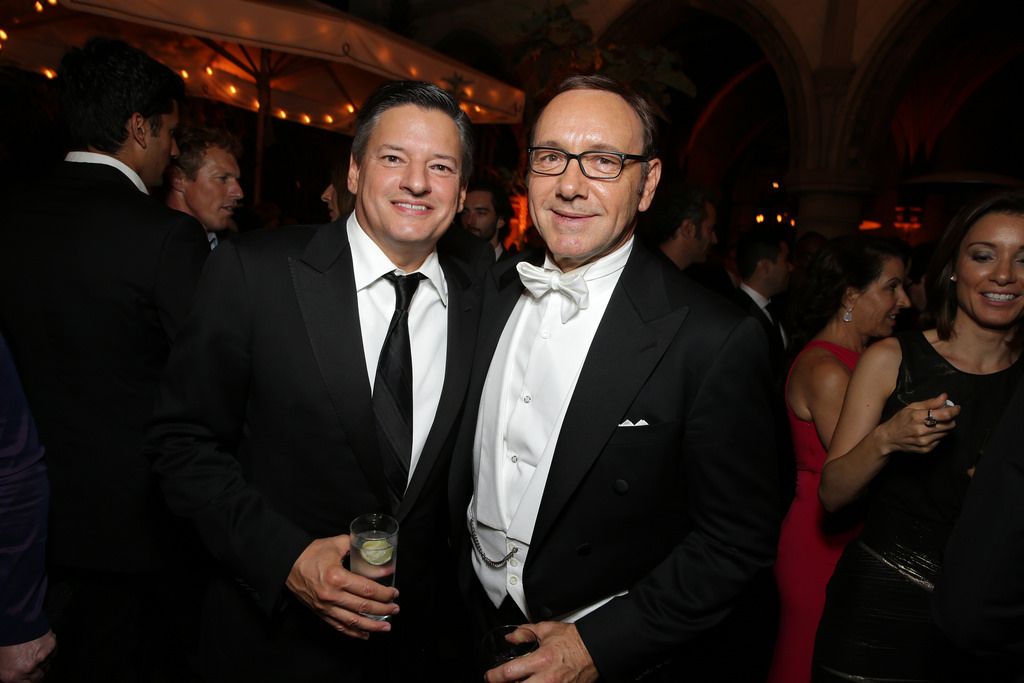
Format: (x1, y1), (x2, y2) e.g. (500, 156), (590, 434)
(732, 226), (792, 381)
(0, 38), (209, 680)
(450, 75), (779, 683)
(164, 125), (244, 250)
(933, 377), (1024, 682)
(461, 178), (516, 261)
(146, 81), (487, 682)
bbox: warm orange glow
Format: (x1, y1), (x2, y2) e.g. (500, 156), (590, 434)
(301, 114), (311, 124)
(253, 99), (260, 110)
(324, 114), (334, 124)
(771, 181), (780, 189)
(459, 103), (469, 112)
(47, 0), (57, 5)
(776, 214), (783, 223)
(180, 69), (189, 79)
(205, 66), (213, 76)
(277, 109), (287, 119)
(464, 86), (474, 98)
(473, 105), (482, 113)
(42, 68), (55, 79)
(34, 1), (43, 11)
(859, 220), (883, 231)
(0, 30), (8, 41)
(790, 219), (796, 227)
(409, 66), (418, 77)
(345, 103), (355, 114)
(227, 85), (237, 95)
(755, 214), (765, 224)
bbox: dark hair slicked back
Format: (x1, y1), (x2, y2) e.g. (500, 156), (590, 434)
(58, 37), (184, 153)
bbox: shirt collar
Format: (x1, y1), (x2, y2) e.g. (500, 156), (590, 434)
(542, 235), (634, 283)
(740, 282), (771, 310)
(65, 151), (148, 195)
(346, 212), (448, 307)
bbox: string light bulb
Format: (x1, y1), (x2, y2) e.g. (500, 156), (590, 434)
(43, 68), (56, 79)
(345, 104), (355, 114)
(277, 109), (287, 119)
(34, 1), (43, 12)
(0, 30), (8, 41)
(180, 69), (189, 79)
(205, 66), (213, 76)
(755, 214), (765, 224)
(324, 114), (334, 124)
(227, 85), (237, 95)
(300, 114), (311, 124)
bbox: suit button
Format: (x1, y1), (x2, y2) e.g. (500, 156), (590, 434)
(613, 479), (630, 494)
(576, 543), (592, 557)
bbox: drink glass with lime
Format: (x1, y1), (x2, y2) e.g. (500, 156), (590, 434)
(349, 513), (399, 620)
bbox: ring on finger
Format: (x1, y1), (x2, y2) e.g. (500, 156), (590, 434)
(924, 409), (938, 428)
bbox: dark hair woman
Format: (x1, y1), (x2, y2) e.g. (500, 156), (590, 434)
(767, 235), (909, 683)
(814, 191), (1024, 682)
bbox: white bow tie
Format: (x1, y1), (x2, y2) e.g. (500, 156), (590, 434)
(516, 261), (590, 323)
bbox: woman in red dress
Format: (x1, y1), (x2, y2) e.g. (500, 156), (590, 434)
(766, 236), (909, 683)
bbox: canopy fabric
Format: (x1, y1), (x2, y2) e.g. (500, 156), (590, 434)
(0, 0), (524, 133)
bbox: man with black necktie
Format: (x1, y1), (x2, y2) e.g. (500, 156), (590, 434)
(146, 81), (488, 682)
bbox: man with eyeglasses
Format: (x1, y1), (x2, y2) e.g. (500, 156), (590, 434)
(450, 75), (780, 683)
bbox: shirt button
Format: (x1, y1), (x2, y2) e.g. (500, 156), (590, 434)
(509, 576), (518, 586)
(540, 329), (551, 339)
(509, 558), (519, 567)
(510, 454), (518, 463)
(523, 393), (532, 404)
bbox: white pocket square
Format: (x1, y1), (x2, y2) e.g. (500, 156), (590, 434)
(617, 419), (649, 427)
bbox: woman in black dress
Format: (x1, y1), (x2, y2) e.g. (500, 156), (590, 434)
(813, 192), (1024, 682)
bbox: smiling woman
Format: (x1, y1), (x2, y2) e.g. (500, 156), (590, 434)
(813, 191), (1024, 683)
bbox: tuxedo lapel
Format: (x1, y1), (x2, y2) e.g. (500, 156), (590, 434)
(531, 246), (690, 550)
(289, 224), (389, 509)
(400, 252), (479, 518)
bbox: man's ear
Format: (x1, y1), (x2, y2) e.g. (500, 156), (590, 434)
(127, 112), (149, 149)
(168, 167), (187, 193)
(497, 216), (507, 231)
(679, 219), (697, 239)
(346, 152), (360, 195)
(637, 158), (662, 212)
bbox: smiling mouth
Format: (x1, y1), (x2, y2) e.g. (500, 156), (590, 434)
(983, 292), (1019, 302)
(394, 201), (430, 212)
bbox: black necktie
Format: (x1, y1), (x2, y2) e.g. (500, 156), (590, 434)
(765, 300), (785, 349)
(373, 272), (425, 506)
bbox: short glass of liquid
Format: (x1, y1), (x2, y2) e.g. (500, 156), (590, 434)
(349, 513), (399, 620)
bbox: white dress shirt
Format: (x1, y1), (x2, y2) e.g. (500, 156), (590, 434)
(469, 237), (633, 620)
(65, 151), (148, 194)
(347, 214), (448, 483)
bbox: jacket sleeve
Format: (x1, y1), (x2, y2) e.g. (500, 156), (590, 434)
(145, 241), (313, 615)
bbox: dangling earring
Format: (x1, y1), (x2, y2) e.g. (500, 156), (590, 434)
(950, 273), (957, 282)
(842, 307), (853, 323)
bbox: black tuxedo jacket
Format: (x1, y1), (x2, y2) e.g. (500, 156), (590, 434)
(146, 221), (485, 679)
(729, 287), (787, 382)
(933, 376), (1024, 682)
(449, 242), (780, 680)
(0, 161), (209, 573)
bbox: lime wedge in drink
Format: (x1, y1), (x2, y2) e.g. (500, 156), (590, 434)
(359, 539), (394, 566)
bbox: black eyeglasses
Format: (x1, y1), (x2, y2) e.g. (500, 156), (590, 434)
(526, 147), (649, 180)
